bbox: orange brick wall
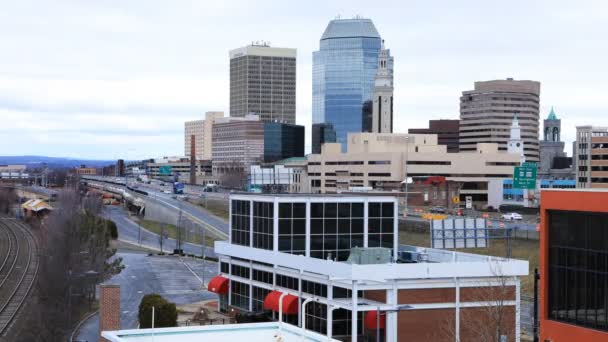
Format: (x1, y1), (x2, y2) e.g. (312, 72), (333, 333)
(540, 190), (608, 342)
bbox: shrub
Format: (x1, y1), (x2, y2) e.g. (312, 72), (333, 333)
(138, 294), (178, 328)
(107, 220), (118, 239)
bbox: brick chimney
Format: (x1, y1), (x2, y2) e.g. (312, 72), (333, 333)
(99, 284), (121, 342)
(190, 134), (197, 185)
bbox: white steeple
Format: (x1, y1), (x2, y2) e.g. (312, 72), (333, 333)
(508, 114), (525, 164)
(371, 40), (394, 133)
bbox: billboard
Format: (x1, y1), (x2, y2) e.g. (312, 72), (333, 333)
(431, 218), (488, 249)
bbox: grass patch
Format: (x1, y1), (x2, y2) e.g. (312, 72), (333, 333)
(188, 198), (229, 221)
(399, 222), (539, 296)
(138, 219), (216, 247)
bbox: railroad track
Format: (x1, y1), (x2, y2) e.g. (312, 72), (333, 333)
(0, 216), (39, 336)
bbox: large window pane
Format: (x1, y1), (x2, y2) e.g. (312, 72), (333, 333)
(548, 210), (608, 332)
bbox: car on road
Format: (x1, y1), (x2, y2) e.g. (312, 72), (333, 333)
(429, 206), (447, 213)
(501, 212), (523, 221)
(163, 190), (172, 194)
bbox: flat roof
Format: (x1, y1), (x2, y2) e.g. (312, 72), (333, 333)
(102, 322), (339, 342)
(230, 192), (399, 198)
(216, 242), (529, 283)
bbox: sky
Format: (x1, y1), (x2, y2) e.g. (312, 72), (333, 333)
(1, 0), (607, 160)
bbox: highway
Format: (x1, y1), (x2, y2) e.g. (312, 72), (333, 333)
(144, 188), (229, 236)
(84, 178), (229, 239)
(104, 205), (218, 258)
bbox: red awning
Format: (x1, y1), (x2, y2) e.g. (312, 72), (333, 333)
(364, 310), (386, 329)
(263, 291), (299, 315)
(207, 276), (229, 294)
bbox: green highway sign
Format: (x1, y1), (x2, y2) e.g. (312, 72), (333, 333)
(513, 163), (537, 189)
(159, 165), (173, 176)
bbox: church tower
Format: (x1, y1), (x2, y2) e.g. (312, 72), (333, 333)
(544, 107), (561, 142)
(371, 40), (394, 133)
(508, 114), (525, 164)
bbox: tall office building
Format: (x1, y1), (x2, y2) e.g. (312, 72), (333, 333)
(184, 111), (224, 161)
(212, 115), (264, 178)
(459, 78), (541, 161)
(184, 119), (204, 160)
(311, 123), (336, 154)
(313, 18), (387, 151)
(229, 43), (296, 124)
(368, 40), (394, 133)
(409, 119), (460, 153)
(263, 122), (305, 163)
(576, 125), (608, 188)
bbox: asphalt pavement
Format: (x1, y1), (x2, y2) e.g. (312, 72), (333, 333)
(74, 252), (218, 342)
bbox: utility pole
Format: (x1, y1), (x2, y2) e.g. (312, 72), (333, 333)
(200, 225), (206, 284)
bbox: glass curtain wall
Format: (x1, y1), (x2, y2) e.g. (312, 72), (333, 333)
(313, 19), (382, 151)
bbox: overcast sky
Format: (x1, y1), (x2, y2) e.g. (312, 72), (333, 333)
(1, 0), (607, 160)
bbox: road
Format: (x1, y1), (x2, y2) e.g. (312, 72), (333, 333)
(144, 188), (229, 235)
(86, 178), (229, 238)
(103, 205), (218, 259)
(74, 251), (218, 342)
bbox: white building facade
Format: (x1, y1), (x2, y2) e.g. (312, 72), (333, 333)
(210, 194), (529, 342)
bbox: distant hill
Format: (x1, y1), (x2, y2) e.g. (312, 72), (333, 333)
(0, 156), (114, 169)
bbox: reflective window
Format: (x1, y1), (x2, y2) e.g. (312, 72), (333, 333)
(278, 203), (306, 255)
(368, 202), (394, 249)
(231, 200), (250, 246)
(230, 280), (250, 311)
(310, 202), (365, 261)
(548, 210), (608, 331)
(253, 201), (274, 250)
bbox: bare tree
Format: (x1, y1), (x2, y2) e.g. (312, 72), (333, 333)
(15, 189), (124, 341)
(0, 187), (17, 214)
(437, 265), (517, 342)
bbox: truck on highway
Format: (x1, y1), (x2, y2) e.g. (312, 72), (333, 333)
(173, 182), (184, 194)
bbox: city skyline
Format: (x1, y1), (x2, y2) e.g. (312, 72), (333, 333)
(1, 0), (607, 159)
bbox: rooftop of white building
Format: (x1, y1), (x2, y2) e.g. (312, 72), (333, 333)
(102, 322), (339, 342)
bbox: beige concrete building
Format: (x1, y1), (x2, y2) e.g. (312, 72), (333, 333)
(460, 78), (541, 162)
(307, 133), (521, 205)
(230, 44), (296, 124)
(184, 119), (203, 160)
(576, 125), (608, 188)
(212, 115), (264, 179)
(184, 111), (225, 161)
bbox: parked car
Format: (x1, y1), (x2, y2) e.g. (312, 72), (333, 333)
(501, 212), (523, 221)
(429, 206), (447, 213)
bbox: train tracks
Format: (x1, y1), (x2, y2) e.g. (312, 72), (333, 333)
(0, 216), (39, 336)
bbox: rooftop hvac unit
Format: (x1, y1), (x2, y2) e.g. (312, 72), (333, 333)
(398, 250), (429, 263)
(346, 247), (392, 265)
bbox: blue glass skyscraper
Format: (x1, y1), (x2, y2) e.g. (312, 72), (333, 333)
(312, 18), (382, 152)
